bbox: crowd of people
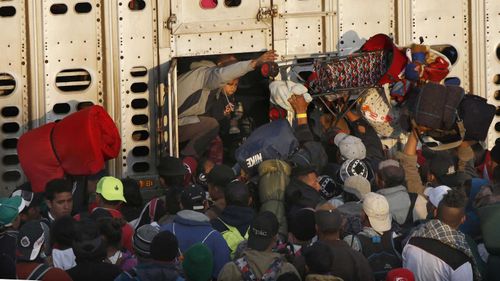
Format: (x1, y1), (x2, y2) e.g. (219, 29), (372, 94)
(1, 50), (500, 281)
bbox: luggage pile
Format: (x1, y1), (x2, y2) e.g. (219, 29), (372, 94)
(306, 33), (496, 147)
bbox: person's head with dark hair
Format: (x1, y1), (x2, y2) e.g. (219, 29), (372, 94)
(314, 203), (342, 241)
(150, 231), (178, 262)
(44, 178), (73, 220)
(303, 241), (333, 275)
(121, 178), (143, 207)
(206, 164), (235, 202)
(437, 189), (467, 229)
(72, 218), (107, 262)
(276, 272), (301, 281)
(164, 186), (182, 215)
(157, 156), (187, 188)
(288, 208), (316, 244)
(97, 217), (123, 251)
(376, 159), (406, 189)
(224, 180), (250, 207)
(50, 216), (75, 249)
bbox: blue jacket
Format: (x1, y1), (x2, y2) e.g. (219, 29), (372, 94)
(161, 210), (230, 278)
(114, 262), (183, 281)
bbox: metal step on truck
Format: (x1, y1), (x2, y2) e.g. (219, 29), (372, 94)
(0, 0), (499, 196)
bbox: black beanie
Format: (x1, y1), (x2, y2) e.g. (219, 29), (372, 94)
(150, 231), (178, 262)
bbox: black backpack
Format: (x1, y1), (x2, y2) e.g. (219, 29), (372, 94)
(459, 94), (496, 141)
(411, 82), (464, 131)
(356, 231), (402, 281)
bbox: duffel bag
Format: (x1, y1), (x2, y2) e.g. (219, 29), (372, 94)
(359, 87), (402, 138)
(311, 50), (387, 94)
(412, 82), (464, 130)
(235, 119), (299, 175)
(459, 94), (496, 141)
(361, 33), (408, 85)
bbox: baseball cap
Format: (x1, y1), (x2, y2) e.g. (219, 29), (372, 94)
(206, 164), (235, 187)
(315, 203), (342, 233)
(334, 133), (366, 160)
(429, 154), (460, 186)
(424, 185), (452, 208)
(343, 175), (371, 200)
(180, 185), (206, 211)
(17, 220), (48, 261)
(292, 163), (317, 177)
(247, 211), (279, 251)
(11, 189), (34, 213)
(386, 268), (415, 281)
(363, 192), (392, 233)
(0, 196), (21, 227)
(378, 159), (401, 170)
(96, 176), (127, 203)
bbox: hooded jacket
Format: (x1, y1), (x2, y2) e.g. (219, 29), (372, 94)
(211, 205), (255, 238)
(377, 185), (428, 225)
(161, 210), (230, 278)
(177, 60), (254, 126)
(217, 249), (300, 281)
(285, 178), (324, 217)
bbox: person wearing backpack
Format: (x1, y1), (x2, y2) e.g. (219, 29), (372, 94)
(16, 220), (72, 281)
(218, 211), (300, 281)
(375, 159), (428, 228)
(344, 192), (402, 281)
(211, 180), (255, 257)
(403, 189), (480, 281)
(160, 184), (230, 279)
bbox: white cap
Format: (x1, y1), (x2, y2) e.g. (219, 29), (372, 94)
(334, 133), (366, 160)
(343, 175), (371, 200)
(363, 192), (392, 233)
(424, 185), (452, 208)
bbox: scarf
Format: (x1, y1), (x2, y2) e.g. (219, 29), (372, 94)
(411, 219), (481, 281)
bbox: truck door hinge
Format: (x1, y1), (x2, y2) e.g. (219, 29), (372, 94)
(165, 14), (177, 30)
(257, 5), (278, 21)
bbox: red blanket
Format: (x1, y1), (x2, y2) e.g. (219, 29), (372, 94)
(18, 105), (121, 192)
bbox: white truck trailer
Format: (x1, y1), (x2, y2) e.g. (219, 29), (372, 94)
(0, 0), (499, 196)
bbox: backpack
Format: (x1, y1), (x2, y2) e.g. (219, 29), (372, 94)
(27, 263), (51, 280)
(459, 94), (496, 141)
(356, 231), (402, 281)
(235, 255), (283, 281)
(401, 192), (418, 228)
(130, 197), (159, 230)
(478, 203), (500, 255)
(411, 82), (464, 131)
(235, 119), (299, 176)
(218, 218), (249, 258)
